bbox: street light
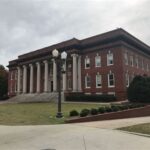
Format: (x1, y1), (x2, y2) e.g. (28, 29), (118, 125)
(52, 49), (67, 118)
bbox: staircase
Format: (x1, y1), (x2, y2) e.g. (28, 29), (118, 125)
(8, 92), (61, 103)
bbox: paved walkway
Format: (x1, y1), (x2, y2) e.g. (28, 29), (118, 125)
(0, 117), (150, 150)
(77, 116), (150, 129)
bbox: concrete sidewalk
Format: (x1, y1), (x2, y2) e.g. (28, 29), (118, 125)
(77, 116), (150, 129)
(0, 119), (150, 150)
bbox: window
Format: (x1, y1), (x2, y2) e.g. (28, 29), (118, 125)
(10, 72), (13, 80)
(95, 55), (101, 67)
(135, 57), (138, 68)
(96, 73), (102, 88)
(10, 83), (13, 93)
(130, 55), (133, 66)
(124, 52), (128, 65)
(85, 74), (91, 88)
(107, 52), (113, 66)
(108, 72), (115, 87)
(108, 92), (115, 95)
(125, 72), (129, 87)
(142, 59), (144, 70)
(147, 63), (149, 72)
(85, 57), (90, 69)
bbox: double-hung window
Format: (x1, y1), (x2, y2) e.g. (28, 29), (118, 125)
(130, 56), (134, 67)
(124, 52), (128, 65)
(85, 74), (91, 88)
(125, 72), (129, 87)
(96, 73), (102, 88)
(95, 55), (101, 67)
(85, 57), (90, 69)
(108, 72), (115, 87)
(135, 57), (138, 68)
(107, 52), (113, 66)
(10, 72), (13, 80)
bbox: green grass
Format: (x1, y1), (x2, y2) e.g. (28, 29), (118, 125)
(0, 102), (106, 125)
(118, 123), (150, 135)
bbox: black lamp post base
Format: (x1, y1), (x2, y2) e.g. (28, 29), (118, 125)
(56, 112), (63, 118)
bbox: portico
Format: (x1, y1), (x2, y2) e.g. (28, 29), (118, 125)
(15, 54), (82, 95)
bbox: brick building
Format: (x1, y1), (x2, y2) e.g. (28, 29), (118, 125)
(8, 28), (150, 101)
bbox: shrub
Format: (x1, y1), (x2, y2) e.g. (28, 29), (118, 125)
(118, 105), (129, 110)
(90, 108), (98, 115)
(98, 107), (106, 114)
(80, 109), (90, 117)
(69, 110), (79, 117)
(127, 75), (150, 103)
(105, 106), (112, 112)
(66, 93), (117, 102)
(111, 105), (120, 112)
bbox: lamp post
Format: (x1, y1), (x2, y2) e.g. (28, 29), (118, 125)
(52, 49), (67, 118)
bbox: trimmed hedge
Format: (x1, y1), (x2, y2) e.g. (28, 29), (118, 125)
(69, 110), (79, 117)
(69, 103), (145, 117)
(66, 94), (116, 102)
(80, 109), (90, 117)
(90, 108), (98, 115)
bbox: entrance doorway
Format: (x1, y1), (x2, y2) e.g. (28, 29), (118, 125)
(51, 81), (53, 92)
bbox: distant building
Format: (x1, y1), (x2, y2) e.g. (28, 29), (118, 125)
(8, 28), (150, 100)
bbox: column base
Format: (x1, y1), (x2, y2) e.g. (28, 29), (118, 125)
(56, 112), (63, 118)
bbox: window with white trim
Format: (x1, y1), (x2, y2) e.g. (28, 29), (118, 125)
(130, 55), (134, 66)
(96, 73), (102, 88)
(142, 59), (144, 70)
(10, 72), (13, 80)
(124, 52), (128, 65)
(85, 57), (90, 69)
(108, 72), (115, 87)
(125, 72), (129, 87)
(107, 52), (113, 66)
(135, 57), (138, 68)
(147, 63), (149, 72)
(10, 83), (13, 93)
(85, 74), (91, 88)
(95, 55), (101, 67)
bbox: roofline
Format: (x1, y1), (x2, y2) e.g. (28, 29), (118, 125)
(8, 28), (150, 67)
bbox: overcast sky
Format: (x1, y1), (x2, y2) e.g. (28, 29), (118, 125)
(0, 0), (150, 68)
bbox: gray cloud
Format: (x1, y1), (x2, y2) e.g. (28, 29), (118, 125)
(0, 0), (150, 67)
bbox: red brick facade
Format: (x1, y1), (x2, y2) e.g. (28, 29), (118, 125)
(8, 28), (150, 100)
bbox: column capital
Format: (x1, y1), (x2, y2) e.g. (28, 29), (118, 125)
(29, 64), (33, 67)
(71, 54), (78, 57)
(17, 66), (21, 70)
(23, 65), (27, 68)
(36, 62), (40, 66)
(43, 60), (48, 64)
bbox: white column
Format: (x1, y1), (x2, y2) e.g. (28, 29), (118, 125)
(17, 67), (21, 94)
(29, 64), (34, 93)
(72, 54), (78, 92)
(23, 65), (27, 93)
(62, 61), (67, 91)
(52, 59), (57, 92)
(36, 62), (41, 93)
(77, 55), (82, 91)
(43, 60), (49, 92)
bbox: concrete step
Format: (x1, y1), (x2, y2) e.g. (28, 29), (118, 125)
(8, 92), (61, 103)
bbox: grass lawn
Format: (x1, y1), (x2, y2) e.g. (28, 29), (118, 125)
(0, 102), (106, 125)
(118, 123), (150, 135)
